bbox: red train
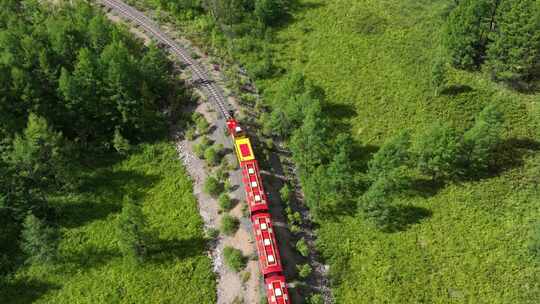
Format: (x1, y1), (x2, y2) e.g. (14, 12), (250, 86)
(226, 118), (291, 304)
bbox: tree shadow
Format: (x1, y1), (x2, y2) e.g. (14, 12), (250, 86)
(351, 143), (379, 171)
(389, 205), (432, 232)
(407, 177), (446, 198)
(490, 138), (540, 175)
(440, 85), (474, 96)
(222, 147), (234, 155)
(63, 246), (120, 271)
(146, 237), (207, 264)
(58, 170), (160, 228)
(0, 279), (60, 304)
(505, 78), (540, 94)
(273, 0), (326, 29)
(58, 200), (122, 229)
(208, 125), (217, 134)
(323, 103), (357, 120)
(78, 169), (160, 199)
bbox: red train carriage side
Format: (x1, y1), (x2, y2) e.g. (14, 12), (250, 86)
(251, 212), (283, 275)
(241, 159), (270, 214)
(265, 275), (290, 304)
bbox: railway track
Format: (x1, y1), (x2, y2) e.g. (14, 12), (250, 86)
(98, 0), (231, 120)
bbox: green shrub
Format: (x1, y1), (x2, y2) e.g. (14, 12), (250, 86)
(279, 184), (292, 202)
(308, 294), (324, 304)
(193, 143), (205, 158)
(193, 113), (210, 134)
(296, 238), (309, 257)
(297, 263), (312, 279)
(185, 127), (196, 141)
(20, 213), (59, 264)
(206, 228), (219, 240)
(224, 179), (232, 191)
(194, 136), (211, 158)
(223, 246), (246, 272)
(204, 176), (223, 197)
(204, 146), (220, 166)
(220, 214), (239, 236)
(219, 193), (234, 211)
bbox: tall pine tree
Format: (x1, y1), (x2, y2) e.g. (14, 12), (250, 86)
(487, 0), (540, 85)
(444, 0), (500, 69)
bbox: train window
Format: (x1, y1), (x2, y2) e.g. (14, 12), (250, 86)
(264, 239), (271, 246)
(260, 223), (267, 230)
(248, 168), (255, 174)
(268, 255), (275, 263)
(275, 288), (282, 296)
(251, 181), (257, 187)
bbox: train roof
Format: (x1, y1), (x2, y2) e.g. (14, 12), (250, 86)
(265, 275), (290, 304)
(241, 160), (269, 213)
(252, 213), (283, 275)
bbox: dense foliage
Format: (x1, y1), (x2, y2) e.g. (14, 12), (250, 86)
(445, 0), (540, 86)
(0, 2), (215, 302)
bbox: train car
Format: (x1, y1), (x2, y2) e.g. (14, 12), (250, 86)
(241, 159), (270, 213)
(265, 275), (290, 304)
(252, 212), (283, 275)
(226, 119), (243, 137)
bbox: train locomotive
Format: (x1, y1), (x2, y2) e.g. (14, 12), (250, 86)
(226, 118), (291, 304)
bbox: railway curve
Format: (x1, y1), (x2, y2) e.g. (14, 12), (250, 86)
(99, 0), (231, 120)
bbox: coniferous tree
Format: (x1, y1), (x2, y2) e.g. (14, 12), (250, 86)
(6, 114), (67, 195)
(290, 102), (329, 175)
(255, 0), (286, 27)
(415, 122), (462, 180)
(462, 104), (504, 174)
(444, 0), (499, 69)
(20, 213), (59, 264)
(368, 130), (411, 181)
(487, 0), (540, 85)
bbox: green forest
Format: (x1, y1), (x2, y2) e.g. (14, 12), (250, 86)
(0, 1), (214, 303)
(1, 0), (539, 303)
(127, 0), (540, 303)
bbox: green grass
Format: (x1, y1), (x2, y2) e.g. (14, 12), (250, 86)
(129, 0), (540, 302)
(265, 1), (540, 303)
(0, 142), (216, 304)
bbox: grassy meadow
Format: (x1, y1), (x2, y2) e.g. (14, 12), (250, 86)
(0, 143), (216, 304)
(264, 0), (540, 303)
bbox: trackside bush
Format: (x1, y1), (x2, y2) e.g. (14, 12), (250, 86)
(204, 176), (223, 197)
(223, 246), (246, 272)
(219, 193), (234, 211)
(295, 238), (309, 257)
(220, 214), (239, 236)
